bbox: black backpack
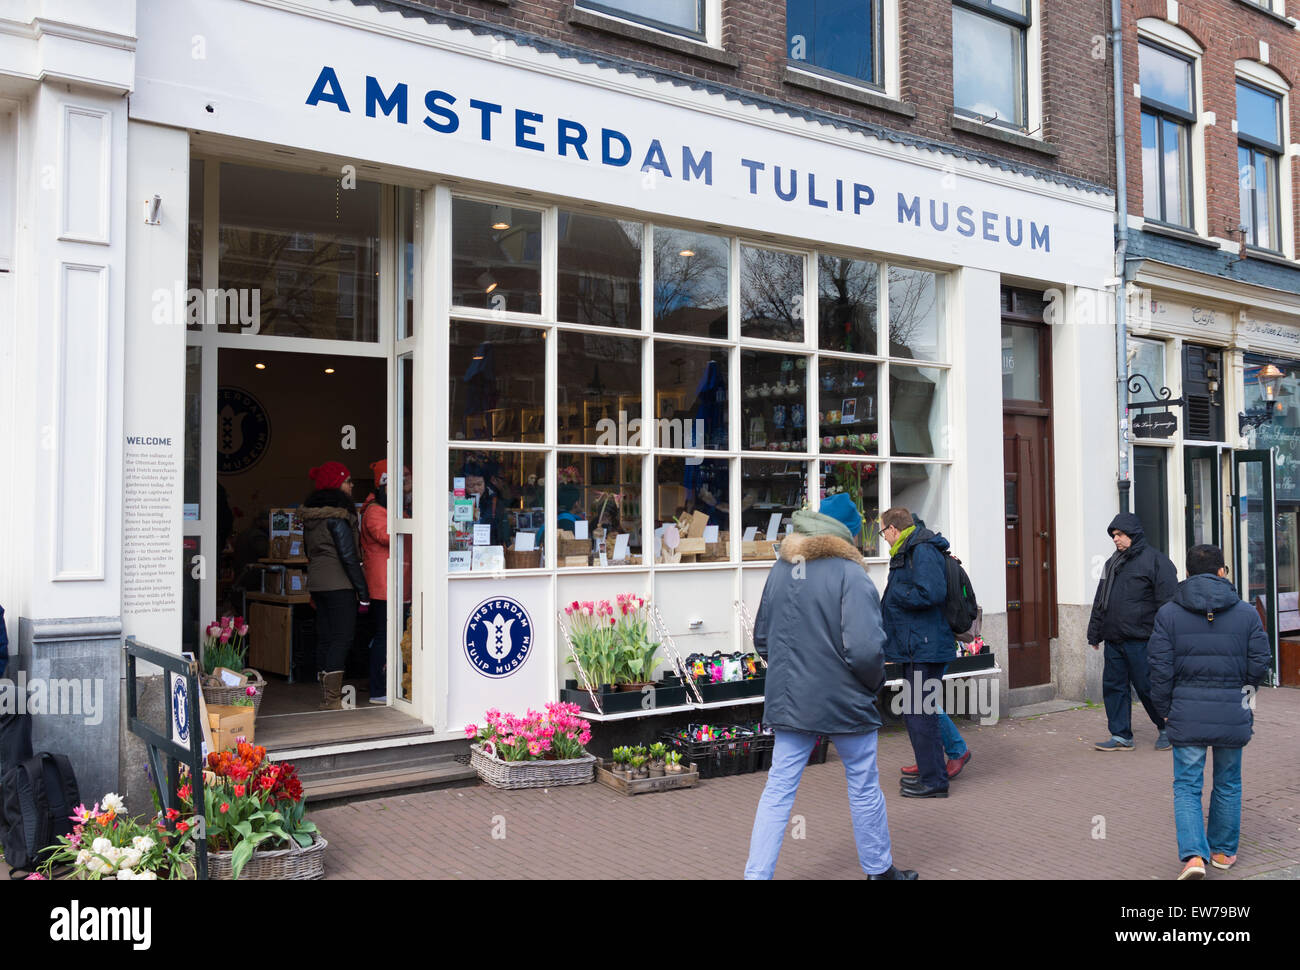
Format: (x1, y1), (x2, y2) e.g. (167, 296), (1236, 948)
(0, 752), (81, 877)
(939, 550), (980, 639)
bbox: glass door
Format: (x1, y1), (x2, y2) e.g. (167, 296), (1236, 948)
(1233, 450), (1278, 684)
(1184, 445), (1220, 548)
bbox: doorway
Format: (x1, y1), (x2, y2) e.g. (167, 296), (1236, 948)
(1001, 289), (1056, 689)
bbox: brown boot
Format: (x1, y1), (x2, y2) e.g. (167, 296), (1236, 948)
(319, 670), (344, 711)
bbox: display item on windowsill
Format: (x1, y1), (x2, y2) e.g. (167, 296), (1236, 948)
(684, 651), (764, 683)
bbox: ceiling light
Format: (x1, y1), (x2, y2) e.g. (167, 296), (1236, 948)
(324, 368), (335, 374)
(490, 204), (511, 231)
(485, 282), (499, 294)
(255, 362), (266, 370)
(679, 249), (695, 257)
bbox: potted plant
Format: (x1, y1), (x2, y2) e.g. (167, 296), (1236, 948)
(664, 750), (685, 775)
(560, 595), (688, 714)
(37, 793), (199, 880)
(464, 703), (596, 789)
(610, 746), (632, 779)
(200, 616), (267, 716)
(628, 754), (648, 779)
(647, 742), (668, 777)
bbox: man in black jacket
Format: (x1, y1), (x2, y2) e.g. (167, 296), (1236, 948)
(1148, 544), (1271, 880)
(1087, 512), (1177, 751)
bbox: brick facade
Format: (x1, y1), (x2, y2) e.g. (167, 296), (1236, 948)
(1124, 0), (1300, 254)
(400, 0), (1115, 189)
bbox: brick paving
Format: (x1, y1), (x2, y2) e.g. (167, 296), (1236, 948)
(314, 688), (1300, 880)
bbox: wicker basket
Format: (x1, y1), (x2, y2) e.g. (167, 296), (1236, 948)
(504, 548), (542, 569)
(201, 668), (267, 717)
(207, 834), (327, 880)
(470, 743), (595, 790)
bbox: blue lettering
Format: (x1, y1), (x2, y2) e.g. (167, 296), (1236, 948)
(808, 172), (828, 208)
(558, 119), (589, 159)
(897, 193), (920, 225)
(981, 210), (998, 242)
(774, 166), (797, 201)
(641, 139), (672, 178)
(305, 66), (350, 112)
(852, 183), (874, 214)
(929, 200), (949, 231)
(469, 99), (502, 141)
(422, 90), (458, 133)
(956, 205), (976, 237)
(1031, 222), (1050, 251)
(602, 128), (631, 166)
(1006, 217), (1024, 246)
(740, 158), (765, 194)
(682, 146), (712, 184)
(515, 109), (544, 151)
(365, 76), (407, 123)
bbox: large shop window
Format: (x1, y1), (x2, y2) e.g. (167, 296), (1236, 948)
(558, 212), (643, 329)
(653, 228), (729, 339)
(787, 1), (882, 89)
(450, 321), (547, 442)
(1139, 41), (1195, 228)
(449, 450), (548, 571)
(452, 198), (543, 314)
(1236, 80), (1284, 253)
(578, 0), (706, 38)
(952, 0), (1031, 130)
(217, 163), (380, 340)
(818, 254), (878, 354)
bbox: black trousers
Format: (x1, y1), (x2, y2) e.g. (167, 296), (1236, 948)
(314, 589), (357, 673)
(902, 661), (948, 790)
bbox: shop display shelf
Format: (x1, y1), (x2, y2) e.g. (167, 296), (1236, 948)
(560, 680), (689, 716)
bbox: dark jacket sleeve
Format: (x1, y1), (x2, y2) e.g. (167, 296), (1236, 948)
(326, 518), (370, 601)
(889, 544), (947, 612)
(1245, 609), (1271, 688)
(752, 572), (775, 660)
(1153, 554), (1178, 606)
(0, 605), (7, 680)
(1086, 571), (1106, 645)
(1147, 606), (1174, 718)
(840, 567), (886, 693)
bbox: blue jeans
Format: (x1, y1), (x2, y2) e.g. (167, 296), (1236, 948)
(745, 730), (892, 879)
(1172, 745), (1243, 862)
(939, 711), (967, 759)
(1102, 639), (1165, 741)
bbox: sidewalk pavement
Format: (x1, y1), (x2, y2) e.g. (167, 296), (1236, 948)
(315, 686), (1300, 880)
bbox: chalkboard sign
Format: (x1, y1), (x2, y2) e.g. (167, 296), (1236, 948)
(1132, 411), (1178, 439)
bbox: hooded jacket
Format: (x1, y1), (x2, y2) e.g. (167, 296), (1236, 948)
(753, 515), (887, 735)
(1147, 573), (1271, 748)
(1086, 512), (1177, 645)
(881, 523), (956, 664)
(301, 489), (369, 600)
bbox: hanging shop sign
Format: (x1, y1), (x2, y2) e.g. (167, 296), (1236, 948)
(1131, 411), (1177, 439)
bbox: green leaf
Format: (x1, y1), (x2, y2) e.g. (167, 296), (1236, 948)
(230, 840), (255, 880)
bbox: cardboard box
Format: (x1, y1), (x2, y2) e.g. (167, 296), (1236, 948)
(212, 666), (247, 688)
(207, 704), (256, 754)
(267, 567), (306, 595)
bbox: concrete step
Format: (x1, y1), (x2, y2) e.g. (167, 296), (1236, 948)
(273, 735), (470, 778)
(305, 760), (479, 804)
(1008, 683), (1057, 708)
(1010, 698), (1087, 719)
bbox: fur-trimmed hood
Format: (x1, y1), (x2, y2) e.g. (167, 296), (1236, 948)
(779, 532), (868, 570)
(299, 505), (354, 522)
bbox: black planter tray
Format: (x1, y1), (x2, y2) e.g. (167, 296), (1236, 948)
(693, 675), (766, 704)
(561, 680), (689, 715)
(883, 652), (997, 682)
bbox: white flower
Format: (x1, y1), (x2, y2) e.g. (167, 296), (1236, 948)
(119, 848), (142, 870)
(91, 837), (113, 856)
(115, 867), (135, 880)
(131, 835), (155, 852)
(135, 870), (157, 880)
(74, 849), (91, 868)
(100, 793), (126, 815)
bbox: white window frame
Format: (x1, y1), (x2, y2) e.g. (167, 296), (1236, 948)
(784, 0), (899, 100)
(951, 0), (1041, 136)
(576, 0), (721, 48)
(1235, 59), (1293, 261)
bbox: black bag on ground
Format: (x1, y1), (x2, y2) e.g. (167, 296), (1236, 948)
(940, 551), (980, 640)
(0, 752), (81, 877)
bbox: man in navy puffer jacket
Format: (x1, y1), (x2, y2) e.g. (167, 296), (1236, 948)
(1148, 544), (1271, 880)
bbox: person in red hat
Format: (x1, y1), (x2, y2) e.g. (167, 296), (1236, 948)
(301, 461), (369, 710)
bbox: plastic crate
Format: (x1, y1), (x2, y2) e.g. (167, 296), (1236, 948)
(660, 725), (774, 780)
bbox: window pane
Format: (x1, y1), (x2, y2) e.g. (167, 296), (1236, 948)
(742, 350), (810, 453)
(1139, 43), (1192, 113)
(558, 211), (642, 329)
(398, 353), (414, 518)
(395, 534), (412, 700)
(581, 0), (702, 32)
(818, 254), (878, 354)
(655, 341), (729, 449)
(890, 463), (947, 536)
(452, 198), (542, 314)
(557, 331), (642, 446)
(1001, 324), (1040, 402)
(887, 267), (943, 361)
(890, 365), (947, 458)
(184, 346), (202, 516)
(653, 228), (729, 338)
(182, 537), (201, 653)
(742, 459), (809, 554)
(817, 360), (879, 455)
(654, 457), (730, 561)
(787, 0), (876, 84)
(989, 0), (1028, 13)
(1237, 82), (1281, 146)
(188, 159), (203, 297)
(449, 321), (546, 442)
(218, 163), (379, 340)
(953, 6), (1024, 125)
(1160, 118), (1190, 226)
(398, 188), (418, 340)
(1238, 146), (1255, 243)
(1255, 151), (1279, 250)
(820, 460), (880, 555)
(1127, 339), (1165, 405)
(1141, 112), (1161, 221)
(740, 246), (804, 342)
(449, 450), (547, 569)
(557, 452), (643, 566)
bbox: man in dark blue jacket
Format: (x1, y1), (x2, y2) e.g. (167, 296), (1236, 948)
(1087, 512), (1177, 750)
(880, 506), (962, 798)
(1148, 544), (1271, 880)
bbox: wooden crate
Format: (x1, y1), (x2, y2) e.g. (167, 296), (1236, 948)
(248, 601), (293, 677)
(594, 759), (700, 795)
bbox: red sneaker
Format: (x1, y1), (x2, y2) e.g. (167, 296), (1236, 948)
(900, 764), (919, 776)
(946, 750), (972, 779)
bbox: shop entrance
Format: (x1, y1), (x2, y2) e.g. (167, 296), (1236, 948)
(1001, 290), (1056, 689)
(1233, 450), (1281, 686)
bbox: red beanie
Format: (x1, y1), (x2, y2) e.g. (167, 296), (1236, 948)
(309, 461), (350, 491)
(370, 459), (388, 486)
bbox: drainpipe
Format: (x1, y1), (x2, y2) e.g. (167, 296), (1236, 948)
(1112, 0), (1131, 513)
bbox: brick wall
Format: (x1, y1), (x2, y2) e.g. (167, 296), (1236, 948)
(397, 0), (1116, 188)
(1125, 0), (1300, 252)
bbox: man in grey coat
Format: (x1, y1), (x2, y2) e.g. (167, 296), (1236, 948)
(744, 494), (917, 880)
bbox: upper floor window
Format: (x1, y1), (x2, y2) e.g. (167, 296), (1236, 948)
(1139, 41), (1195, 228)
(1237, 80), (1284, 252)
(578, 0), (705, 39)
(952, 0), (1031, 130)
(787, 1), (883, 89)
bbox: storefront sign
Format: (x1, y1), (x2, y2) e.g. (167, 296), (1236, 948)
(463, 596), (534, 678)
(217, 387), (271, 473)
(1131, 411), (1177, 439)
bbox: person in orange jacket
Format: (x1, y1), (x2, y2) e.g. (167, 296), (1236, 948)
(361, 460), (412, 704)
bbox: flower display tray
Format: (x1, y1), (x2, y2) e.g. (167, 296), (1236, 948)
(207, 834), (327, 880)
(469, 743), (595, 790)
(693, 675), (765, 704)
(883, 652), (996, 682)
(660, 729), (775, 780)
(560, 680), (689, 715)
(594, 759), (700, 796)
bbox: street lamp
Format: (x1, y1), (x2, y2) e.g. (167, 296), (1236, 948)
(1240, 363), (1287, 434)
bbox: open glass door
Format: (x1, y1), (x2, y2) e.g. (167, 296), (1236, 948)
(1184, 445), (1220, 548)
(1233, 450), (1278, 685)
